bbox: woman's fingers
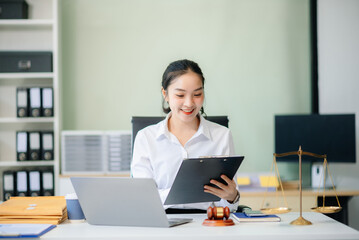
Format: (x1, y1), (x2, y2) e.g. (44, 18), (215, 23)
(204, 175), (238, 201)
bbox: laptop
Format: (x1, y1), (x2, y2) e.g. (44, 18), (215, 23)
(71, 177), (192, 228)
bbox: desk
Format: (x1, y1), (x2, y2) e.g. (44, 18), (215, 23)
(239, 189), (359, 225)
(41, 212), (359, 240)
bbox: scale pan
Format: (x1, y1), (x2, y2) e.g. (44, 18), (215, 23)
(260, 207), (291, 214)
(311, 206), (342, 214)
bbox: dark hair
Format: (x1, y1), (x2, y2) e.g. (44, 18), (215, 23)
(162, 59), (205, 114)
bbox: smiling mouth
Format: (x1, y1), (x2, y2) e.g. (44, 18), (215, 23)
(182, 109), (194, 115)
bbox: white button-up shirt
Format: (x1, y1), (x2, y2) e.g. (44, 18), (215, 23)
(131, 113), (239, 211)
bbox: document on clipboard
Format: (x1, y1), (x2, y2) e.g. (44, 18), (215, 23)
(164, 155), (244, 205)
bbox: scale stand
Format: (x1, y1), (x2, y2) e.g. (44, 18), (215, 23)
(290, 146), (312, 225)
(262, 146), (342, 226)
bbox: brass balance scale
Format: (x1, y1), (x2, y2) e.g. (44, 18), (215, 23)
(260, 146), (342, 225)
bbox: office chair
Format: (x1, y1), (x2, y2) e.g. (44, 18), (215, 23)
(131, 115), (229, 149)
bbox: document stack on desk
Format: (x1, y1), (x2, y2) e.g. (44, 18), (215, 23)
(0, 196), (67, 224)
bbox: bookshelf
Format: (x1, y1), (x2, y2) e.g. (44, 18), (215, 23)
(0, 0), (60, 199)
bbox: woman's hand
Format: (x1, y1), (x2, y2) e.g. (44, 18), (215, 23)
(204, 175), (238, 203)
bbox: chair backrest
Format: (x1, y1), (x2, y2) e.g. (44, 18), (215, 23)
(131, 116), (229, 149)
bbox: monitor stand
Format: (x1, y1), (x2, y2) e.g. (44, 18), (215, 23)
(311, 162), (332, 189)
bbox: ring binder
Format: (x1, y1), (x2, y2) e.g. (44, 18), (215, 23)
(29, 171), (41, 197)
(16, 131), (28, 161)
(41, 132), (54, 160)
(16, 171), (28, 197)
(41, 88), (53, 117)
(42, 171), (54, 196)
(16, 88), (29, 117)
(29, 87), (41, 117)
(29, 132), (41, 161)
(3, 171), (15, 201)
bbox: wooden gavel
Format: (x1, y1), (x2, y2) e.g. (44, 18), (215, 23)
(206, 206), (230, 220)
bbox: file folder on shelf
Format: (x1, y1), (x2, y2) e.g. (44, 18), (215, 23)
(16, 132), (28, 161)
(42, 172), (54, 196)
(29, 87), (41, 117)
(41, 87), (53, 117)
(15, 171), (28, 197)
(41, 132), (54, 160)
(29, 171), (41, 197)
(29, 132), (41, 161)
(3, 171), (15, 201)
(16, 88), (29, 117)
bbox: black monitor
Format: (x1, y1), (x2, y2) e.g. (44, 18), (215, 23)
(275, 114), (356, 163)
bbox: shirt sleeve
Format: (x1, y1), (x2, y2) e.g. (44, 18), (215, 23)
(131, 130), (153, 178)
(219, 197), (239, 212)
(227, 130), (235, 155)
(131, 130), (171, 204)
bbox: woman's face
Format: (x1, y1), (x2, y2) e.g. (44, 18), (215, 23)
(162, 71), (204, 124)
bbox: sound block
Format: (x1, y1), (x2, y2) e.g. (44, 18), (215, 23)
(202, 219), (235, 227)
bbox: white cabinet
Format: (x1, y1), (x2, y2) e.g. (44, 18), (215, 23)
(0, 0), (60, 199)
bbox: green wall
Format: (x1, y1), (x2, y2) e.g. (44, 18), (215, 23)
(60, 0), (311, 177)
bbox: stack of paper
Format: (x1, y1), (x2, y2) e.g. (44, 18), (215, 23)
(0, 196), (67, 224)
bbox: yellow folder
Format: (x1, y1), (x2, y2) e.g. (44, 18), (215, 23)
(0, 196), (67, 224)
(259, 176), (279, 187)
(237, 177), (251, 186)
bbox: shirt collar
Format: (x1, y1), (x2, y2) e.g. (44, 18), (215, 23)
(156, 113), (171, 140)
(194, 114), (212, 141)
(156, 113), (212, 141)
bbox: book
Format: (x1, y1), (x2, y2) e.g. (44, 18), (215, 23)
(232, 212), (281, 222)
(0, 224), (56, 238)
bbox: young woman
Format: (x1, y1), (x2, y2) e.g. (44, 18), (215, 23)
(131, 59), (239, 212)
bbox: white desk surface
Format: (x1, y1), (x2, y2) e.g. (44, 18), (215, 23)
(41, 212), (359, 240)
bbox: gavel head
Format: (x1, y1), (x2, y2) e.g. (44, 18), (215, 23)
(207, 206), (230, 220)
